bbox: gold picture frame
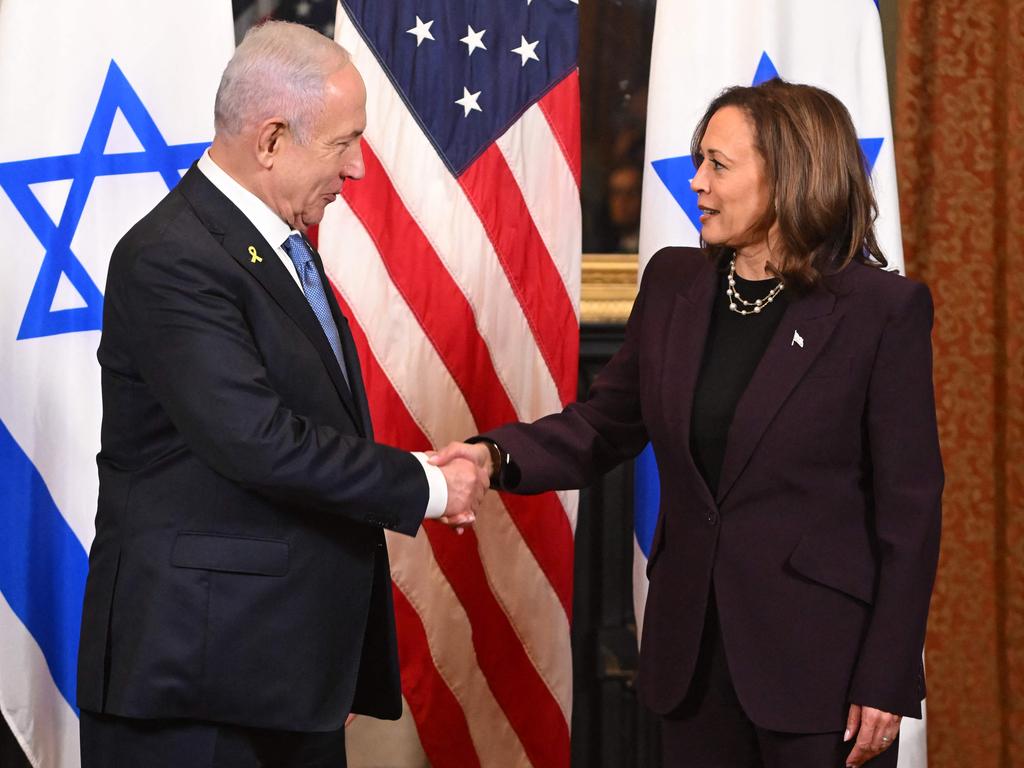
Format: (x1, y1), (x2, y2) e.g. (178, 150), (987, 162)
(580, 253), (639, 324)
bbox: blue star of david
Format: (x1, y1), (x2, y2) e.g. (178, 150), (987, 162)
(0, 61), (209, 339)
(651, 52), (885, 234)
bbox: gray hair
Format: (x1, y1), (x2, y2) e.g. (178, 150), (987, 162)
(214, 21), (350, 145)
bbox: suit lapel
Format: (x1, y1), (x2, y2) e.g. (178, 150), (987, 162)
(338, 315), (373, 440)
(177, 167), (364, 432)
(307, 245), (371, 437)
(661, 258), (719, 508)
(715, 283), (839, 505)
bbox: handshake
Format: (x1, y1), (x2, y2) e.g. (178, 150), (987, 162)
(429, 441), (495, 531)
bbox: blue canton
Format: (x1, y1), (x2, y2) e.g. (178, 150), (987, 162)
(0, 61), (209, 340)
(652, 52), (886, 233)
(342, 0), (578, 175)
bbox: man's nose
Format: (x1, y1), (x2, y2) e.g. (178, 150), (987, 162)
(345, 145), (365, 181)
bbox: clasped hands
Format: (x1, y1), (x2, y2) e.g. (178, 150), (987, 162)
(430, 442), (493, 532)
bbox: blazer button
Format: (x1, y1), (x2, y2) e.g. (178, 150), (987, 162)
(706, 509), (719, 525)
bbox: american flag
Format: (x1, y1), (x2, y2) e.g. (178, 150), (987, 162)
(319, 1), (581, 766)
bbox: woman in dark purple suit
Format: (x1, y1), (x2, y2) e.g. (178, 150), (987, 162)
(434, 79), (943, 768)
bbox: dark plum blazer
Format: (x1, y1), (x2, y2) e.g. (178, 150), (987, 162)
(78, 166), (428, 731)
(486, 247), (943, 733)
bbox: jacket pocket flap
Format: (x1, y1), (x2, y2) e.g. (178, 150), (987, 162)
(788, 533), (875, 605)
(171, 532), (289, 576)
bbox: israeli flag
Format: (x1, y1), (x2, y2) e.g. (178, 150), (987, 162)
(633, 2), (925, 765)
(0, 2), (232, 765)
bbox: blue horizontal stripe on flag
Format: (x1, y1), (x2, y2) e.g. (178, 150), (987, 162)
(633, 443), (660, 558)
(0, 418), (88, 711)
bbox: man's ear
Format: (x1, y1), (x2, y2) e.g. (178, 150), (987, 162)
(255, 118), (288, 169)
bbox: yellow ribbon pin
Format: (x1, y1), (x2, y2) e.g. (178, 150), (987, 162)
(248, 245), (262, 264)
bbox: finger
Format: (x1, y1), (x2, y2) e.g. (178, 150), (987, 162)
(845, 704), (861, 743)
(858, 713), (880, 750)
(345, 714), (357, 727)
(875, 716), (900, 752)
(847, 721), (879, 767)
(861, 708), (898, 753)
(451, 514), (476, 532)
(429, 443), (482, 467)
(441, 513), (474, 528)
(428, 443), (460, 465)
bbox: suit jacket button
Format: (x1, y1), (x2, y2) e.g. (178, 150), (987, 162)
(706, 510), (718, 525)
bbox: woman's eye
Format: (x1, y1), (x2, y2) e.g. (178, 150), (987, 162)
(711, 159), (725, 170)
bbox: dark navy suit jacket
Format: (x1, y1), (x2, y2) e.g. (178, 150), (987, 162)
(487, 247), (943, 733)
(78, 166), (427, 731)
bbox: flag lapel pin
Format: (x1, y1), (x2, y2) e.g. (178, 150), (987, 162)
(791, 330), (804, 348)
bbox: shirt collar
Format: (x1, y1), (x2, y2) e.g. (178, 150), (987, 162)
(197, 149), (296, 251)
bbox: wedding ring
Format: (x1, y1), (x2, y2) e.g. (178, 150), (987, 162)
(881, 736), (891, 743)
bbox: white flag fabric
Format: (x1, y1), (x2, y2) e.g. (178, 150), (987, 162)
(0, 3), (232, 765)
(633, 2), (925, 765)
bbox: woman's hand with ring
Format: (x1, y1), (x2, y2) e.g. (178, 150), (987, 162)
(844, 703), (902, 766)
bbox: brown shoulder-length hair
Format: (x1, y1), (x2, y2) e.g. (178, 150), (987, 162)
(690, 78), (887, 291)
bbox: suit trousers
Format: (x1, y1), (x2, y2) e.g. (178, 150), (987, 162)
(80, 710), (347, 768)
(659, 595), (899, 768)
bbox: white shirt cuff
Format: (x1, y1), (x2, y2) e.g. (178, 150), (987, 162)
(412, 452), (447, 519)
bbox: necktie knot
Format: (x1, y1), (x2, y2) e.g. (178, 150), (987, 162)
(282, 233), (313, 271)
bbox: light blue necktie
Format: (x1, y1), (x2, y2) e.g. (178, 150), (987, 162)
(282, 233), (350, 387)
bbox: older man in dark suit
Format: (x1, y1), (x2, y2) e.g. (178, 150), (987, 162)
(77, 21), (484, 768)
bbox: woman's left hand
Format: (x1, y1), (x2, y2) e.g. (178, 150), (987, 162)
(844, 704), (901, 766)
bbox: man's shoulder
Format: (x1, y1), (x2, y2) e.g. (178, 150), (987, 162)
(112, 175), (214, 271)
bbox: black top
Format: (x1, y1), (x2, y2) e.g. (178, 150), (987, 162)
(690, 268), (788, 496)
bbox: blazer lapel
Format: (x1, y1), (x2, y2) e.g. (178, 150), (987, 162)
(661, 258), (719, 508)
(715, 283), (840, 505)
(177, 168), (364, 432)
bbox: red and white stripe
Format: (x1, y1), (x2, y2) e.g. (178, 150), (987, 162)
(318, 7), (581, 767)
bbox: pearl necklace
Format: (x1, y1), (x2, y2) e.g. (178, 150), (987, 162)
(726, 258), (784, 315)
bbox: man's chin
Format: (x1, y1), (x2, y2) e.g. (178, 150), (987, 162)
(299, 208), (329, 232)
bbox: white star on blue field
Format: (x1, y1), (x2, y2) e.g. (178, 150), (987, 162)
(0, 61), (209, 340)
(651, 53), (885, 233)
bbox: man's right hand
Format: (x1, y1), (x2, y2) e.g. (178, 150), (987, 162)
(438, 456), (489, 530)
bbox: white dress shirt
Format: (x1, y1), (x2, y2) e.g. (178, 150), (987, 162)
(196, 151), (447, 519)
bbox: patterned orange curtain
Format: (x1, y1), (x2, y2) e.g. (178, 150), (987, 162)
(894, 1), (1023, 766)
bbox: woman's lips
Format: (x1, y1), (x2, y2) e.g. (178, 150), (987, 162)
(698, 205), (719, 222)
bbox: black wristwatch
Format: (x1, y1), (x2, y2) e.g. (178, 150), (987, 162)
(466, 436), (508, 488)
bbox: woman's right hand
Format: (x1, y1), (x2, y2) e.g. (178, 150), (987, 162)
(429, 442), (493, 476)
